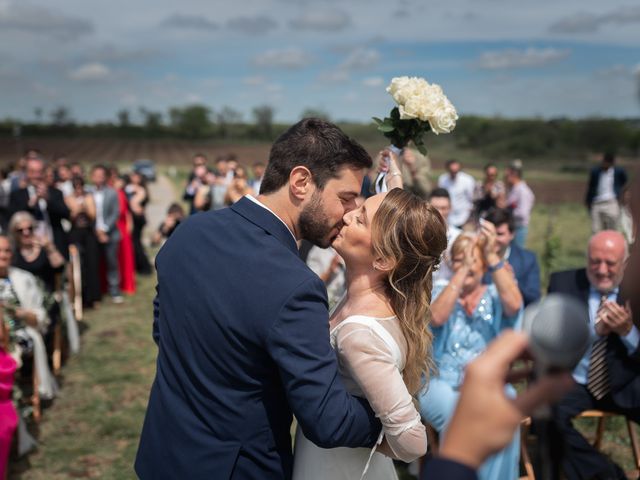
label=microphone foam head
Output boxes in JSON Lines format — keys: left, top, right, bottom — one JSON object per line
{"left": 522, "top": 293, "right": 590, "bottom": 371}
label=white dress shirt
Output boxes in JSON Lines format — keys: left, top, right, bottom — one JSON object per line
{"left": 437, "top": 171, "right": 475, "bottom": 227}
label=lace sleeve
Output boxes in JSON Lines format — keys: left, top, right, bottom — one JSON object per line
{"left": 335, "top": 323, "right": 427, "bottom": 462}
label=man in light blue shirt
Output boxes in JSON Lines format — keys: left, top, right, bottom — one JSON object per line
{"left": 548, "top": 231, "right": 639, "bottom": 480}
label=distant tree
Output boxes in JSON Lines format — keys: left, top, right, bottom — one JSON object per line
{"left": 139, "top": 107, "right": 163, "bottom": 134}
{"left": 215, "top": 106, "right": 243, "bottom": 138}
{"left": 33, "top": 107, "right": 43, "bottom": 124}
{"left": 300, "top": 108, "right": 330, "bottom": 121}
{"left": 252, "top": 105, "right": 275, "bottom": 138}
{"left": 117, "top": 109, "right": 131, "bottom": 127}
{"left": 168, "top": 104, "right": 212, "bottom": 138}
{"left": 50, "top": 106, "right": 73, "bottom": 126}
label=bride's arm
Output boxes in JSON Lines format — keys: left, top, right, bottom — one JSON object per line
{"left": 336, "top": 324, "right": 427, "bottom": 462}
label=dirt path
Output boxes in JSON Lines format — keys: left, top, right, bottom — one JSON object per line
{"left": 145, "top": 174, "right": 176, "bottom": 245}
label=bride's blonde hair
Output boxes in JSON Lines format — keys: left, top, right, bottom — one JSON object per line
{"left": 371, "top": 188, "right": 447, "bottom": 395}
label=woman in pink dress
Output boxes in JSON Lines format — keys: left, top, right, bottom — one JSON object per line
{"left": 0, "top": 320, "right": 18, "bottom": 479}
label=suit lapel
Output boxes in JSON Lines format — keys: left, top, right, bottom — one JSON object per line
{"left": 231, "top": 197, "right": 298, "bottom": 255}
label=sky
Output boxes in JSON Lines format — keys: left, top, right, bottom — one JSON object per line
{"left": 1, "top": 0, "right": 640, "bottom": 124}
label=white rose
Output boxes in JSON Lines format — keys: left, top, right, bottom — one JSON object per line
{"left": 428, "top": 97, "right": 458, "bottom": 134}
{"left": 387, "top": 77, "right": 412, "bottom": 105}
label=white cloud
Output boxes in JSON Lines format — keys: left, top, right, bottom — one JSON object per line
{"left": 252, "top": 48, "right": 312, "bottom": 69}
{"left": 362, "top": 76, "right": 384, "bottom": 87}
{"left": 475, "top": 47, "right": 571, "bottom": 70}
{"left": 68, "top": 62, "right": 112, "bottom": 81}
{"left": 243, "top": 75, "right": 267, "bottom": 86}
{"left": 549, "top": 6, "right": 640, "bottom": 34}
{"left": 341, "top": 48, "right": 380, "bottom": 70}
{"left": 0, "top": 2, "right": 93, "bottom": 41}
{"left": 161, "top": 13, "right": 218, "bottom": 31}
{"left": 227, "top": 15, "right": 277, "bottom": 35}
{"left": 289, "top": 10, "right": 350, "bottom": 31}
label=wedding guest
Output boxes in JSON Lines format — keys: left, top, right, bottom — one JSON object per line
{"left": 251, "top": 161, "right": 265, "bottom": 194}
{"left": 482, "top": 208, "right": 541, "bottom": 306}
{"left": 504, "top": 160, "right": 534, "bottom": 248}
{"left": 8, "top": 149, "right": 38, "bottom": 193}
{"left": 585, "top": 152, "right": 627, "bottom": 234}
{"left": 183, "top": 154, "right": 209, "bottom": 215}
{"left": 0, "top": 315, "right": 17, "bottom": 479}
{"left": 429, "top": 188, "right": 461, "bottom": 284}
{"left": 306, "top": 246, "right": 345, "bottom": 310}
{"left": 398, "top": 147, "right": 432, "bottom": 199}
{"left": 474, "top": 163, "right": 506, "bottom": 218}
{"left": 194, "top": 170, "right": 227, "bottom": 212}
{"left": 224, "top": 166, "right": 254, "bottom": 205}
{"left": 0, "top": 168, "right": 11, "bottom": 233}
{"left": 549, "top": 231, "right": 638, "bottom": 480}
{"left": 151, "top": 203, "right": 184, "bottom": 247}
{"left": 69, "top": 162, "right": 84, "bottom": 180}
{"left": 9, "top": 211, "right": 65, "bottom": 294}
{"left": 437, "top": 159, "right": 475, "bottom": 228}
{"left": 66, "top": 176, "right": 101, "bottom": 308}
{"left": 620, "top": 186, "right": 634, "bottom": 245}
{"left": 419, "top": 231, "right": 523, "bottom": 480}
{"left": 0, "top": 234, "right": 57, "bottom": 400}
{"left": 126, "top": 172, "right": 152, "bottom": 275}
{"left": 112, "top": 174, "right": 135, "bottom": 295}
{"left": 55, "top": 163, "right": 74, "bottom": 197}
{"left": 90, "top": 165, "right": 122, "bottom": 303}
{"left": 9, "top": 156, "right": 71, "bottom": 259}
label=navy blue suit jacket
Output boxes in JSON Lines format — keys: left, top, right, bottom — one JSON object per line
{"left": 135, "top": 197, "right": 380, "bottom": 479}
{"left": 421, "top": 458, "right": 477, "bottom": 480}
{"left": 548, "top": 269, "right": 640, "bottom": 410}
{"left": 482, "top": 243, "right": 540, "bottom": 307}
{"left": 585, "top": 166, "right": 627, "bottom": 209}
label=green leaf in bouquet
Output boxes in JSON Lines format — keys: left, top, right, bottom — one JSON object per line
{"left": 378, "top": 124, "right": 396, "bottom": 133}
{"left": 390, "top": 107, "right": 400, "bottom": 120}
{"left": 372, "top": 117, "right": 384, "bottom": 125}
{"left": 415, "top": 143, "right": 428, "bottom": 155}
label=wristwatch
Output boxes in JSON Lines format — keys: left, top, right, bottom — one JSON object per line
{"left": 487, "top": 259, "right": 504, "bottom": 273}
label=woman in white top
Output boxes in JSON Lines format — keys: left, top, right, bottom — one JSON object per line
{"left": 293, "top": 166, "right": 448, "bottom": 479}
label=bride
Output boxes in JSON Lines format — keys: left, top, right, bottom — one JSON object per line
{"left": 293, "top": 154, "right": 448, "bottom": 479}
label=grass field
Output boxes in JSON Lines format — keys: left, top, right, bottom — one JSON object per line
{"left": 6, "top": 162, "right": 639, "bottom": 479}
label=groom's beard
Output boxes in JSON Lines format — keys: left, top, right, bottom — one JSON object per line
{"left": 299, "top": 192, "right": 339, "bottom": 248}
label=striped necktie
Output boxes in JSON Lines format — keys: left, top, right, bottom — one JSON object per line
{"left": 587, "top": 295, "right": 610, "bottom": 400}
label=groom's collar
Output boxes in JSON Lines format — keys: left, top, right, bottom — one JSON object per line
{"left": 231, "top": 195, "right": 298, "bottom": 254}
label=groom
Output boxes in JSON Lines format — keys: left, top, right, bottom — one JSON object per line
{"left": 135, "top": 119, "right": 381, "bottom": 479}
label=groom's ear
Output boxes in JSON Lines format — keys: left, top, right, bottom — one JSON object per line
{"left": 289, "top": 166, "right": 313, "bottom": 201}
{"left": 373, "top": 256, "right": 395, "bottom": 273}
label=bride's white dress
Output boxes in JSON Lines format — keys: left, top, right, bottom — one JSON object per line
{"left": 293, "top": 315, "right": 426, "bottom": 480}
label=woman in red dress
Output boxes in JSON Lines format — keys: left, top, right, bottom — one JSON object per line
{"left": 112, "top": 174, "right": 136, "bottom": 294}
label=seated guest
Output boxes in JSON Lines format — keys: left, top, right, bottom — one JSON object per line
{"left": 482, "top": 208, "right": 541, "bottom": 306}
{"left": 8, "top": 155, "right": 71, "bottom": 260}
{"left": 429, "top": 188, "right": 461, "bottom": 284}
{"left": 9, "top": 211, "right": 65, "bottom": 294}
{"left": 0, "top": 234, "right": 57, "bottom": 399}
{"left": 549, "top": 230, "right": 639, "bottom": 480}
{"left": 418, "top": 231, "right": 523, "bottom": 480}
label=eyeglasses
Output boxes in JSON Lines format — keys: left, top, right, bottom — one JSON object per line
{"left": 16, "top": 226, "right": 33, "bottom": 235}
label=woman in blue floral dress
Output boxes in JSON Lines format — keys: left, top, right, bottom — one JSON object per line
{"left": 419, "top": 224, "right": 523, "bottom": 480}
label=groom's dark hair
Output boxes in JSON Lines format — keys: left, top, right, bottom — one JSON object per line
{"left": 259, "top": 118, "right": 372, "bottom": 195}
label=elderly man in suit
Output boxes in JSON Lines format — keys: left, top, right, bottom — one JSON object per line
{"left": 586, "top": 153, "right": 628, "bottom": 234}
{"left": 135, "top": 118, "right": 380, "bottom": 479}
{"left": 8, "top": 156, "right": 70, "bottom": 259}
{"left": 549, "top": 231, "right": 639, "bottom": 480}
{"left": 482, "top": 208, "right": 541, "bottom": 306}
{"left": 90, "top": 165, "right": 122, "bottom": 303}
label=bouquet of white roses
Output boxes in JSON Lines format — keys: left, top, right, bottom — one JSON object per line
{"left": 373, "top": 76, "right": 458, "bottom": 155}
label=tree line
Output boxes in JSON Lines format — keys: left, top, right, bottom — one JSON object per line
{"left": 1, "top": 104, "right": 639, "bottom": 161}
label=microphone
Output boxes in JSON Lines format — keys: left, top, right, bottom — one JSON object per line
{"left": 522, "top": 293, "right": 590, "bottom": 375}
{"left": 522, "top": 293, "right": 590, "bottom": 480}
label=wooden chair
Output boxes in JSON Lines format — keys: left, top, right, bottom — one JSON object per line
{"left": 576, "top": 410, "right": 640, "bottom": 475}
